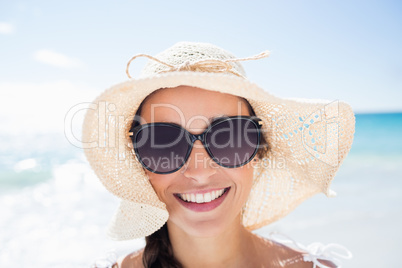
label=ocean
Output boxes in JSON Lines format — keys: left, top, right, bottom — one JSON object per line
{"left": 1, "top": 112, "right": 401, "bottom": 267}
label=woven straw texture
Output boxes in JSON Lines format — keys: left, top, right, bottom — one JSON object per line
{"left": 82, "top": 42, "right": 355, "bottom": 240}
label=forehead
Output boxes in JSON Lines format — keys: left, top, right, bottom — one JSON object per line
{"left": 140, "top": 86, "right": 251, "bottom": 128}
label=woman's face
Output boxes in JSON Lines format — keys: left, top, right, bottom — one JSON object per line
{"left": 140, "top": 86, "right": 256, "bottom": 237}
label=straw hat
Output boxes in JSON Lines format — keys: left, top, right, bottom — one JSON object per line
{"left": 82, "top": 42, "right": 355, "bottom": 240}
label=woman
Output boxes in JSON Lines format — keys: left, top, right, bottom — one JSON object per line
{"left": 83, "top": 42, "right": 355, "bottom": 267}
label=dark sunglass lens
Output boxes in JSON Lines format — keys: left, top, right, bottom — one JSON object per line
{"left": 206, "top": 118, "right": 259, "bottom": 167}
{"left": 134, "top": 125, "right": 189, "bottom": 173}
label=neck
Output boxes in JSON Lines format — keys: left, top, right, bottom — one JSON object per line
{"left": 167, "top": 215, "right": 256, "bottom": 267}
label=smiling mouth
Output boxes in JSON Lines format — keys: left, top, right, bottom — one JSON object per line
{"left": 174, "top": 187, "right": 230, "bottom": 204}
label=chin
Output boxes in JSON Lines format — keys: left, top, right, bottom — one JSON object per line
{"left": 188, "top": 220, "right": 228, "bottom": 237}
{"left": 168, "top": 212, "right": 237, "bottom": 238}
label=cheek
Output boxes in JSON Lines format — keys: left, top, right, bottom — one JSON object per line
{"left": 146, "top": 171, "right": 173, "bottom": 203}
{"left": 242, "top": 169, "right": 254, "bottom": 197}
{"left": 227, "top": 164, "right": 255, "bottom": 203}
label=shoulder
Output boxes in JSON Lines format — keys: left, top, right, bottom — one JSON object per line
{"left": 252, "top": 234, "right": 337, "bottom": 268}
{"left": 114, "top": 248, "right": 144, "bottom": 268}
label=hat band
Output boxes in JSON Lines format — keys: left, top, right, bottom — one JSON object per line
{"left": 125, "top": 50, "right": 270, "bottom": 79}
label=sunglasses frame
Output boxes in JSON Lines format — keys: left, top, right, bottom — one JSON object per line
{"left": 129, "top": 116, "right": 263, "bottom": 174}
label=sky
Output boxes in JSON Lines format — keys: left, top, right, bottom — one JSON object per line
{"left": 0, "top": 0, "right": 401, "bottom": 136}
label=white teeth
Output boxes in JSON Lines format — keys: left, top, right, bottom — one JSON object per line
{"left": 196, "top": 194, "right": 203, "bottom": 203}
{"left": 178, "top": 189, "right": 226, "bottom": 203}
{"left": 204, "top": 192, "right": 212, "bottom": 202}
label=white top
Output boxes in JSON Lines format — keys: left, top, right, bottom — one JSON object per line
{"left": 268, "top": 232, "right": 353, "bottom": 268}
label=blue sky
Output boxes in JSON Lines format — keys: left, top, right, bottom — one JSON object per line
{"left": 0, "top": 0, "right": 401, "bottom": 135}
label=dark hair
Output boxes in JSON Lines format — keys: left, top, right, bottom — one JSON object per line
{"left": 133, "top": 89, "right": 269, "bottom": 267}
{"left": 142, "top": 223, "right": 182, "bottom": 268}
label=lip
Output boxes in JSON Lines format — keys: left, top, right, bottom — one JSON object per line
{"left": 174, "top": 187, "right": 231, "bottom": 212}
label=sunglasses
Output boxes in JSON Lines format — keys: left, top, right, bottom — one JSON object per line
{"left": 129, "top": 116, "right": 263, "bottom": 174}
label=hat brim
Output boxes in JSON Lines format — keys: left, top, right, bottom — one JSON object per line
{"left": 107, "top": 200, "right": 169, "bottom": 240}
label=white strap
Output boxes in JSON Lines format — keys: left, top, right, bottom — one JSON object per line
{"left": 91, "top": 250, "right": 117, "bottom": 268}
{"left": 269, "top": 232, "right": 352, "bottom": 268}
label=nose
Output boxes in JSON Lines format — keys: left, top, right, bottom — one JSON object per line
{"left": 181, "top": 140, "right": 217, "bottom": 182}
